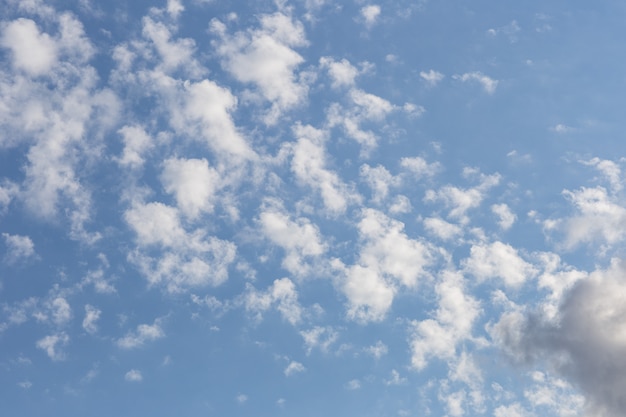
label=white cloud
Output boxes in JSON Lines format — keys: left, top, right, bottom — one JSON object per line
{"left": 487, "top": 20, "right": 521, "bottom": 42}
{"left": 140, "top": 15, "right": 203, "bottom": 76}
{"left": 125, "top": 202, "right": 186, "bottom": 247}
{"left": 441, "top": 389, "right": 466, "bottom": 417}
{"left": 420, "top": 69, "right": 444, "bottom": 86}
{"left": 327, "top": 88, "right": 397, "bottom": 155}
{"left": 491, "top": 203, "right": 516, "bottom": 230}
{"left": 284, "top": 361, "right": 306, "bottom": 376}
{"left": 463, "top": 241, "right": 537, "bottom": 288}
{"left": 82, "top": 304, "right": 101, "bottom": 334}
{"left": 550, "top": 123, "right": 575, "bottom": 134}
{"left": 161, "top": 157, "right": 221, "bottom": 219}
{"left": 258, "top": 200, "right": 326, "bottom": 276}
{"left": 125, "top": 369, "right": 143, "bottom": 382}
{"left": 409, "top": 270, "right": 481, "bottom": 370}
{"left": 244, "top": 278, "right": 303, "bottom": 325}
{"left": 178, "top": 79, "right": 255, "bottom": 159}
{"left": 236, "top": 394, "right": 248, "bottom": 404}
{"left": 400, "top": 156, "right": 441, "bottom": 179}
{"left": 125, "top": 200, "right": 237, "bottom": 291}
{"left": 423, "top": 217, "right": 463, "bottom": 241}
{"left": 337, "top": 209, "right": 433, "bottom": 322}
{"left": 384, "top": 369, "right": 407, "bottom": 386}
{"left": 558, "top": 186, "right": 626, "bottom": 249}
{"left": 0, "top": 13, "right": 119, "bottom": 243}
{"left": 117, "top": 319, "right": 165, "bottom": 349}
{"left": 581, "top": 157, "right": 623, "bottom": 192}
{"left": 117, "top": 125, "right": 153, "bottom": 169}
{"left": 36, "top": 332, "right": 69, "bottom": 361}
{"left": 0, "top": 181, "right": 18, "bottom": 214}
{"left": 320, "top": 57, "right": 360, "bottom": 89}
{"left": 360, "top": 5, "right": 381, "bottom": 28}
{"left": 364, "top": 340, "right": 388, "bottom": 359}
{"left": 1, "top": 18, "right": 57, "bottom": 76}
{"left": 424, "top": 171, "right": 500, "bottom": 224}
{"left": 290, "top": 124, "right": 360, "bottom": 215}
{"left": 2, "top": 233, "right": 35, "bottom": 264}
{"left": 300, "top": 326, "right": 338, "bottom": 354}
{"left": 493, "top": 403, "right": 532, "bottom": 417}
{"left": 453, "top": 72, "right": 499, "bottom": 94}
{"left": 166, "top": 0, "right": 184, "bottom": 18}
{"left": 211, "top": 11, "right": 309, "bottom": 124}
{"left": 389, "top": 195, "right": 412, "bottom": 214}
{"left": 339, "top": 263, "right": 395, "bottom": 323}
{"left": 50, "top": 297, "right": 72, "bottom": 326}
{"left": 360, "top": 163, "right": 400, "bottom": 203}
{"left": 346, "top": 379, "right": 361, "bottom": 390}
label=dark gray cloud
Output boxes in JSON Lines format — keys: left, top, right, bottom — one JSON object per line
{"left": 492, "top": 259, "right": 626, "bottom": 416}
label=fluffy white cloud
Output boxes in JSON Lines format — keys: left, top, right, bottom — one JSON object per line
{"left": 258, "top": 200, "right": 326, "bottom": 276}
{"left": 409, "top": 270, "right": 481, "bottom": 370}
{"left": 2, "top": 233, "right": 35, "bottom": 264}
{"left": 555, "top": 186, "right": 626, "bottom": 249}
{"left": 178, "top": 79, "right": 255, "bottom": 159}
{"left": 360, "top": 164, "right": 400, "bottom": 203}
{"left": 244, "top": 278, "right": 303, "bottom": 325}
{"left": 420, "top": 69, "right": 445, "bottom": 86}
{"left": 463, "top": 241, "right": 537, "bottom": 288}
{"left": 581, "top": 157, "right": 623, "bottom": 192}
{"left": 327, "top": 88, "right": 397, "bottom": 154}
{"left": 50, "top": 297, "right": 72, "bottom": 326}
{"left": 161, "top": 157, "right": 220, "bottom": 219}
{"left": 364, "top": 340, "right": 388, "bottom": 359}
{"left": 290, "top": 124, "right": 360, "bottom": 215}
{"left": 117, "top": 125, "right": 153, "bottom": 169}
{"left": 284, "top": 361, "right": 306, "bottom": 376}
{"left": 125, "top": 369, "right": 143, "bottom": 382}
{"left": 336, "top": 209, "right": 433, "bottom": 322}
{"left": 400, "top": 156, "right": 441, "bottom": 179}
{"left": 82, "top": 304, "right": 101, "bottom": 334}
{"left": 453, "top": 72, "right": 499, "bottom": 94}
{"left": 423, "top": 217, "right": 463, "bottom": 241}
{"left": 211, "top": 11, "right": 309, "bottom": 124}
{"left": 1, "top": 18, "right": 57, "bottom": 76}
{"left": 424, "top": 171, "right": 500, "bottom": 224}
{"left": 140, "top": 14, "right": 204, "bottom": 77}
{"left": 319, "top": 57, "right": 360, "bottom": 89}
{"left": 36, "top": 332, "right": 69, "bottom": 361}
{"left": 0, "top": 13, "right": 119, "bottom": 243}
{"left": 491, "top": 203, "right": 516, "bottom": 230}
{"left": 125, "top": 200, "right": 237, "bottom": 291}
{"left": 300, "top": 326, "right": 338, "bottom": 354}
{"left": 360, "top": 5, "right": 381, "bottom": 28}
{"left": 125, "top": 202, "right": 186, "bottom": 247}
{"left": 0, "top": 181, "right": 18, "bottom": 214}
{"left": 117, "top": 319, "right": 165, "bottom": 349}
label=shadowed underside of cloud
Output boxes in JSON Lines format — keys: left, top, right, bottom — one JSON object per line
{"left": 491, "top": 258, "right": 626, "bottom": 417}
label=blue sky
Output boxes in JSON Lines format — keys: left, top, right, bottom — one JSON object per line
{"left": 2, "top": 0, "right": 626, "bottom": 416}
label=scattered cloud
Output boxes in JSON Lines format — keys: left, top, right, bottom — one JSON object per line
{"left": 117, "top": 319, "right": 165, "bottom": 349}
{"left": 453, "top": 72, "right": 499, "bottom": 94}
{"left": 2, "top": 233, "right": 36, "bottom": 264}
{"left": 37, "top": 333, "right": 69, "bottom": 361}
{"left": 284, "top": 360, "right": 306, "bottom": 376}
{"left": 82, "top": 305, "right": 101, "bottom": 334}
{"left": 359, "top": 5, "right": 381, "bottom": 28}
{"left": 420, "top": 69, "right": 445, "bottom": 87}
{"left": 125, "top": 369, "right": 143, "bottom": 382}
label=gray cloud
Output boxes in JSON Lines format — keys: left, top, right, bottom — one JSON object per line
{"left": 491, "top": 259, "right": 626, "bottom": 416}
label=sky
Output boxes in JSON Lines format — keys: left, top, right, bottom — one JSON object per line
{"left": 1, "top": 0, "right": 626, "bottom": 416}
